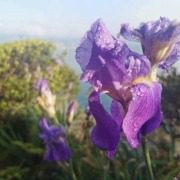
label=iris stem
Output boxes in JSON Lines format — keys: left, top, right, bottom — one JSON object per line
{"left": 103, "top": 160, "right": 110, "bottom": 180}
{"left": 142, "top": 138, "right": 154, "bottom": 180}
{"left": 53, "top": 116, "right": 59, "bottom": 125}
{"left": 169, "top": 127, "right": 176, "bottom": 160}
{"left": 70, "top": 159, "right": 77, "bottom": 180}
{"left": 170, "top": 133, "right": 175, "bottom": 160}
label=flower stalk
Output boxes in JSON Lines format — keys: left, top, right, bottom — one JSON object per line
{"left": 142, "top": 138, "right": 154, "bottom": 180}
{"left": 70, "top": 159, "right": 77, "bottom": 180}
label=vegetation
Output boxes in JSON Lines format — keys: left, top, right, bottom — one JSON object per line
{"left": 0, "top": 40, "right": 179, "bottom": 180}
{"left": 0, "top": 39, "right": 79, "bottom": 122}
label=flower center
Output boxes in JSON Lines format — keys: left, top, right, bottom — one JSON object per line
{"left": 132, "top": 65, "right": 158, "bottom": 85}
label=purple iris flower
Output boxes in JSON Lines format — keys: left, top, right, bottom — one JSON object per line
{"left": 120, "top": 17, "right": 180, "bottom": 70}
{"left": 75, "top": 18, "right": 180, "bottom": 156}
{"left": 39, "top": 118, "right": 71, "bottom": 162}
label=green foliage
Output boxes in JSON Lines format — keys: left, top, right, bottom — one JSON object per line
{"left": 0, "top": 40, "right": 179, "bottom": 179}
{"left": 0, "top": 39, "right": 79, "bottom": 121}
{"left": 159, "top": 68, "right": 180, "bottom": 160}
{"left": 0, "top": 100, "right": 179, "bottom": 180}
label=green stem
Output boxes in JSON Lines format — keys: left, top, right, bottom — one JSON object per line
{"left": 142, "top": 138, "right": 154, "bottom": 180}
{"left": 103, "top": 160, "right": 110, "bottom": 180}
{"left": 170, "top": 131, "right": 176, "bottom": 160}
{"left": 53, "top": 116, "right": 59, "bottom": 125}
{"left": 70, "top": 159, "right": 77, "bottom": 180}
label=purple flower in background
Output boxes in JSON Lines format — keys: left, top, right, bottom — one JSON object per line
{"left": 120, "top": 17, "right": 180, "bottom": 69}
{"left": 36, "top": 79, "right": 50, "bottom": 93}
{"left": 35, "top": 79, "right": 56, "bottom": 118}
{"left": 39, "top": 118, "right": 71, "bottom": 162}
{"left": 75, "top": 18, "right": 180, "bottom": 156}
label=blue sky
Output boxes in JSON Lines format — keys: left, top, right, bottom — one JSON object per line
{"left": 0, "top": 0, "right": 180, "bottom": 38}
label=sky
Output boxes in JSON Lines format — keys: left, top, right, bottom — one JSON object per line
{"left": 0, "top": 0, "right": 180, "bottom": 38}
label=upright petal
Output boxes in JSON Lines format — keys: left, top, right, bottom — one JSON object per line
{"left": 119, "top": 17, "right": 180, "bottom": 68}
{"left": 125, "top": 52, "right": 151, "bottom": 79}
{"left": 89, "top": 50, "right": 151, "bottom": 103}
{"left": 122, "top": 83, "right": 162, "bottom": 148}
{"left": 89, "top": 91, "right": 120, "bottom": 151}
{"left": 159, "top": 42, "right": 180, "bottom": 70}
{"left": 119, "top": 23, "right": 142, "bottom": 41}
{"left": 76, "top": 19, "right": 115, "bottom": 74}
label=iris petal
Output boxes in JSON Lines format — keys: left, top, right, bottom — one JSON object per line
{"left": 105, "top": 100, "right": 125, "bottom": 158}
{"left": 76, "top": 19, "right": 115, "bottom": 73}
{"left": 39, "top": 118, "right": 71, "bottom": 162}
{"left": 110, "top": 100, "right": 125, "bottom": 127}
{"left": 89, "top": 91, "right": 120, "bottom": 151}
{"left": 89, "top": 52, "right": 150, "bottom": 103}
{"left": 141, "top": 106, "right": 163, "bottom": 135}
{"left": 122, "top": 83, "right": 162, "bottom": 148}
{"left": 44, "top": 141, "right": 71, "bottom": 162}
{"left": 119, "top": 17, "right": 180, "bottom": 68}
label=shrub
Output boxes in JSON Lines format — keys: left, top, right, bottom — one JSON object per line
{"left": 0, "top": 39, "right": 79, "bottom": 122}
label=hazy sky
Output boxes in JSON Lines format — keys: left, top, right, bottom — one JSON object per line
{"left": 0, "top": 0, "right": 180, "bottom": 38}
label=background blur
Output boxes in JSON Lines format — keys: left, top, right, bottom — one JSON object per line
{"left": 0, "top": 0, "right": 179, "bottom": 180}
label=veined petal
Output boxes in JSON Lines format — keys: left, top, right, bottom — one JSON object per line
{"left": 76, "top": 19, "right": 115, "bottom": 73}
{"left": 141, "top": 106, "right": 163, "bottom": 135}
{"left": 89, "top": 91, "right": 120, "bottom": 151}
{"left": 76, "top": 19, "right": 132, "bottom": 85}
{"left": 122, "top": 83, "right": 162, "bottom": 148}
{"left": 89, "top": 51, "right": 151, "bottom": 103}
{"left": 119, "top": 17, "right": 180, "bottom": 68}
{"left": 159, "top": 42, "right": 180, "bottom": 70}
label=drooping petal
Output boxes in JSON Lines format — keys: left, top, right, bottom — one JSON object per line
{"left": 89, "top": 91, "right": 120, "bottom": 151}
{"left": 106, "top": 100, "right": 125, "bottom": 158}
{"left": 141, "top": 106, "right": 163, "bottom": 135}
{"left": 44, "top": 140, "right": 71, "bottom": 162}
{"left": 39, "top": 118, "right": 71, "bottom": 162}
{"left": 110, "top": 100, "right": 125, "bottom": 127}
{"left": 122, "top": 83, "right": 162, "bottom": 148}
